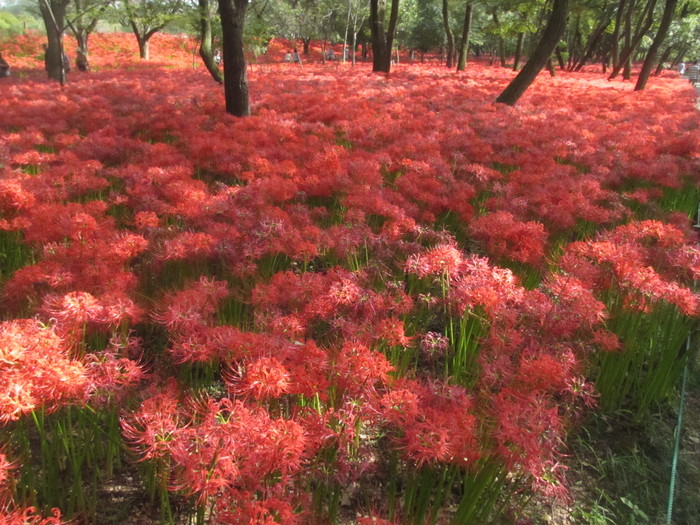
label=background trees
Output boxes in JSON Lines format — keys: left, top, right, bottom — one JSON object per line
{"left": 119, "top": 0, "right": 185, "bottom": 59}
{"left": 6, "top": 0, "right": 700, "bottom": 100}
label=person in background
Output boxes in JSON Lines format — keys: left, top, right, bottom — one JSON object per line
{"left": 678, "top": 61, "right": 686, "bottom": 75}
{"left": 326, "top": 47, "right": 335, "bottom": 61}
{"left": 0, "top": 53, "right": 10, "bottom": 77}
{"left": 213, "top": 49, "right": 222, "bottom": 65}
{"left": 292, "top": 48, "right": 300, "bottom": 63}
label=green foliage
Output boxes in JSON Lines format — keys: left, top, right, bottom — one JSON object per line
{"left": 404, "top": 0, "right": 443, "bottom": 53}
{"left": 0, "top": 10, "right": 42, "bottom": 34}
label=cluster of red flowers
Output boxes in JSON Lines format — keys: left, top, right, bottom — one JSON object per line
{"left": 1, "top": 31, "right": 699, "bottom": 523}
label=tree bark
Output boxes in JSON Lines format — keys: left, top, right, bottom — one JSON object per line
{"left": 39, "top": 0, "right": 70, "bottom": 84}
{"left": 608, "top": 0, "right": 657, "bottom": 79}
{"left": 572, "top": 9, "right": 613, "bottom": 71}
{"left": 610, "top": 0, "right": 627, "bottom": 68}
{"left": 635, "top": 0, "right": 678, "bottom": 90}
{"left": 513, "top": 32, "right": 524, "bottom": 71}
{"left": 136, "top": 35, "right": 150, "bottom": 60}
{"left": 218, "top": 0, "right": 250, "bottom": 116}
{"left": 456, "top": 2, "right": 472, "bottom": 71}
{"left": 555, "top": 45, "right": 566, "bottom": 68}
{"left": 496, "top": 0, "right": 569, "bottom": 105}
{"left": 442, "top": 0, "right": 454, "bottom": 68}
{"left": 653, "top": 44, "right": 673, "bottom": 75}
{"left": 370, "top": 0, "right": 400, "bottom": 73}
{"left": 622, "top": 0, "right": 634, "bottom": 79}
{"left": 199, "top": 0, "right": 223, "bottom": 83}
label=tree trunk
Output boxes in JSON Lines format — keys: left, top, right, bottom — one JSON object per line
{"left": 573, "top": 11, "right": 613, "bottom": 71}
{"left": 442, "top": 0, "right": 454, "bottom": 68}
{"left": 456, "top": 2, "right": 472, "bottom": 71}
{"left": 610, "top": 0, "right": 627, "bottom": 69}
{"left": 199, "top": 0, "right": 223, "bottom": 83}
{"left": 75, "top": 32, "right": 88, "bottom": 54}
{"left": 513, "top": 32, "right": 524, "bottom": 71}
{"left": 39, "top": 0, "right": 69, "bottom": 84}
{"left": 370, "top": 0, "right": 400, "bottom": 73}
{"left": 609, "top": 0, "right": 657, "bottom": 79}
{"left": 492, "top": 12, "right": 507, "bottom": 67}
{"left": 218, "top": 0, "right": 249, "bottom": 117}
{"left": 302, "top": 38, "right": 311, "bottom": 55}
{"left": 137, "top": 36, "right": 150, "bottom": 60}
{"left": 622, "top": 2, "right": 633, "bottom": 79}
{"left": 496, "top": 0, "right": 568, "bottom": 105}
{"left": 555, "top": 45, "right": 566, "bottom": 68}
{"left": 653, "top": 45, "right": 672, "bottom": 75}
{"left": 635, "top": 0, "right": 678, "bottom": 90}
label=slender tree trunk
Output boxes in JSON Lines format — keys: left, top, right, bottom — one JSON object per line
{"left": 622, "top": 2, "right": 633, "bottom": 79}
{"left": 653, "top": 44, "right": 673, "bottom": 75}
{"left": 343, "top": 3, "right": 351, "bottom": 63}
{"left": 496, "top": 0, "right": 569, "bottom": 105}
{"left": 609, "top": 0, "right": 657, "bottom": 79}
{"left": 456, "top": 2, "right": 472, "bottom": 71}
{"left": 573, "top": 12, "right": 613, "bottom": 71}
{"left": 352, "top": 31, "right": 358, "bottom": 65}
{"left": 199, "top": 0, "right": 223, "bottom": 83}
{"left": 670, "top": 44, "right": 688, "bottom": 69}
{"left": 635, "top": 0, "right": 678, "bottom": 90}
{"left": 218, "top": 0, "right": 249, "bottom": 116}
{"left": 513, "top": 32, "right": 524, "bottom": 71}
{"left": 442, "top": 0, "right": 454, "bottom": 68}
{"left": 555, "top": 45, "right": 566, "bottom": 68}
{"left": 610, "top": 0, "right": 627, "bottom": 69}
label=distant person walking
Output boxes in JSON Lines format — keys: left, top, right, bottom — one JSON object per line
{"left": 688, "top": 61, "right": 699, "bottom": 85}
{"left": 0, "top": 53, "right": 10, "bottom": 77}
{"left": 678, "top": 61, "right": 686, "bottom": 75}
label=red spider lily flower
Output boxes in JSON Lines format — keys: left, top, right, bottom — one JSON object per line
{"left": 405, "top": 243, "right": 463, "bottom": 278}
{"left": 84, "top": 350, "right": 147, "bottom": 406}
{"left": 0, "top": 320, "right": 88, "bottom": 424}
{"left": 237, "top": 357, "right": 292, "bottom": 400}
{"left": 333, "top": 344, "right": 394, "bottom": 397}
{"left": 120, "top": 382, "right": 184, "bottom": 462}
{"left": 0, "top": 450, "right": 17, "bottom": 510}
{"left": 214, "top": 494, "right": 301, "bottom": 525}
{"left": 153, "top": 277, "right": 229, "bottom": 332}
{"left": 470, "top": 211, "right": 548, "bottom": 265}
{"left": 376, "top": 317, "right": 412, "bottom": 347}
{"left": 381, "top": 380, "right": 479, "bottom": 469}
{"left": 492, "top": 388, "right": 563, "bottom": 481}
{"left": 560, "top": 220, "right": 700, "bottom": 315}
{"left": 0, "top": 506, "right": 66, "bottom": 525}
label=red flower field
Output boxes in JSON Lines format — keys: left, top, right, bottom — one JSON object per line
{"left": 0, "top": 32, "right": 698, "bottom": 524}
